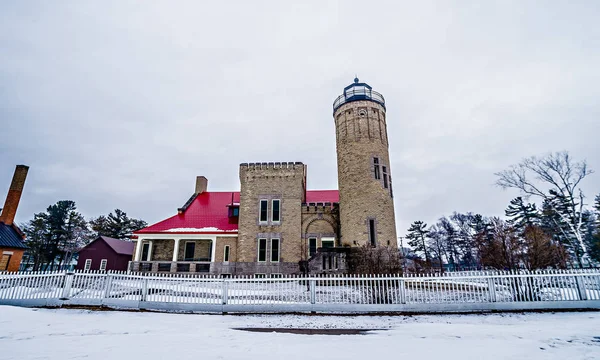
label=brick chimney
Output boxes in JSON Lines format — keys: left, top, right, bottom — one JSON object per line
{"left": 195, "top": 176, "right": 208, "bottom": 195}
{"left": 0, "top": 165, "right": 29, "bottom": 226}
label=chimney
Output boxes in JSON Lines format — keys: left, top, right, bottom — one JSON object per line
{"left": 0, "top": 165, "right": 29, "bottom": 226}
{"left": 195, "top": 176, "right": 208, "bottom": 195}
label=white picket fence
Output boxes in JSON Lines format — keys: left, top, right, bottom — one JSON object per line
{"left": 0, "top": 270, "right": 599, "bottom": 313}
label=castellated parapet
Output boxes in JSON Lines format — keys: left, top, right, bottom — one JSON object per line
{"left": 237, "top": 162, "right": 307, "bottom": 269}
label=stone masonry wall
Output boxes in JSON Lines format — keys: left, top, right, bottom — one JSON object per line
{"left": 334, "top": 100, "right": 398, "bottom": 248}
{"left": 214, "top": 236, "right": 238, "bottom": 262}
{"left": 238, "top": 162, "right": 306, "bottom": 265}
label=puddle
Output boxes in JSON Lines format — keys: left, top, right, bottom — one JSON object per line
{"left": 233, "top": 328, "right": 385, "bottom": 335}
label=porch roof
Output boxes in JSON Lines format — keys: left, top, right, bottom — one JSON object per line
{"left": 135, "top": 190, "right": 339, "bottom": 235}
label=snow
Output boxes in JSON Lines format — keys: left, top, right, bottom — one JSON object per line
{"left": 1, "top": 306, "right": 599, "bottom": 359}
{"left": 163, "top": 227, "right": 237, "bottom": 232}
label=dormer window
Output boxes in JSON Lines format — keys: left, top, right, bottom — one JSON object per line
{"left": 228, "top": 204, "right": 240, "bottom": 217}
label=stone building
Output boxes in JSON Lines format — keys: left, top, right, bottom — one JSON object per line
{"left": 131, "top": 79, "right": 397, "bottom": 275}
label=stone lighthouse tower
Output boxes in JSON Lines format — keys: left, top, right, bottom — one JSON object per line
{"left": 333, "top": 78, "right": 398, "bottom": 248}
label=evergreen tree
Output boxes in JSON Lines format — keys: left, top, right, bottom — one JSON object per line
{"left": 505, "top": 197, "right": 539, "bottom": 232}
{"left": 406, "top": 221, "right": 430, "bottom": 262}
{"left": 89, "top": 209, "right": 147, "bottom": 240}
{"left": 23, "top": 201, "right": 90, "bottom": 270}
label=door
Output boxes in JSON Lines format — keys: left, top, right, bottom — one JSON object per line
{"left": 184, "top": 242, "right": 196, "bottom": 261}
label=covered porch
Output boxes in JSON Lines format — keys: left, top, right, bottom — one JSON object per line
{"left": 130, "top": 237, "right": 216, "bottom": 273}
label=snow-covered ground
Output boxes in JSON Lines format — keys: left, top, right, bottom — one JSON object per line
{"left": 0, "top": 306, "right": 599, "bottom": 360}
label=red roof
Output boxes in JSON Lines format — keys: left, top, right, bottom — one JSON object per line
{"left": 135, "top": 190, "right": 338, "bottom": 235}
{"left": 101, "top": 236, "right": 135, "bottom": 255}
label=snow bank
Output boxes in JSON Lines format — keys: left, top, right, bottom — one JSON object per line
{"left": 0, "top": 306, "right": 598, "bottom": 360}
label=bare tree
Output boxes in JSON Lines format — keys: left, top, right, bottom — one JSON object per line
{"left": 495, "top": 151, "right": 594, "bottom": 266}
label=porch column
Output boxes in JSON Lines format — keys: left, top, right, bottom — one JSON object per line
{"left": 148, "top": 240, "right": 154, "bottom": 261}
{"left": 134, "top": 238, "right": 144, "bottom": 261}
{"left": 172, "top": 238, "right": 181, "bottom": 262}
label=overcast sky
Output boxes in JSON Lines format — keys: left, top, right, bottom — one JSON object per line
{"left": 1, "top": 1, "right": 599, "bottom": 236}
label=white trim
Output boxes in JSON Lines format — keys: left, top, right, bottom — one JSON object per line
{"left": 148, "top": 240, "right": 153, "bottom": 261}
{"left": 271, "top": 199, "right": 281, "bottom": 223}
{"left": 132, "top": 233, "right": 237, "bottom": 240}
{"left": 99, "top": 259, "right": 108, "bottom": 271}
{"left": 270, "top": 238, "right": 280, "bottom": 262}
{"left": 321, "top": 237, "right": 335, "bottom": 248}
{"left": 257, "top": 238, "right": 267, "bottom": 262}
{"left": 84, "top": 259, "right": 92, "bottom": 271}
{"left": 134, "top": 238, "right": 144, "bottom": 261}
{"left": 2, "top": 251, "right": 14, "bottom": 255}
{"left": 223, "top": 245, "right": 230, "bottom": 263}
{"left": 259, "top": 199, "right": 268, "bottom": 224}
{"left": 211, "top": 239, "right": 216, "bottom": 262}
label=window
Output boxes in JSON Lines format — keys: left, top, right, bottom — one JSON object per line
{"left": 99, "top": 259, "right": 108, "bottom": 271}
{"left": 271, "top": 199, "right": 281, "bottom": 222}
{"left": 141, "top": 243, "right": 150, "bottom": 261}
{"left": 230, "top": 207, "right": 239, "bottom": 217}
{"left": 259, "top": 200, "right": 268, "bottom": 223}
{"left": 369, "top": 219, "right": 377, "bottom": 247}
{"left": 373, "top": 157, "right": 381, "bottom": 180}
{"left": 271, "top": 238, "right": 280, "bottom": 262}
{"left": 382, "top": 166, "right": 388, "bottom": 188}
{"left": 224, "top": 245, "right": 230, "bottom": 262}
{"left": 258, "top": 238, "right": 267, "bottom": 262}
{"left": 0, "top": 254, "right": 11, "bottom": 271}
{"left": 389, "top": 175, "right": 393, "bottom": 198}
{"left": 84, "top": 259, "right": 92, "bottom": 271}
{"left": 308, "top": 238, "right": 317, "bottom": 257}
{"left": 321, "top": 238, "right": 335, "bottom": 248}
{"left": 184, "top": 242, "right": 196, "bottom": 261}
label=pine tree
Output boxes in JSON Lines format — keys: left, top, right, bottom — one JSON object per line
{"left": 505, "top": 197, "right": 539, "bottom": 232}
{"left": 89, "top": 209, "right": 147, "bottom": 240}
{"left": 406, "top": 221, "right": 430, "bottom": 262}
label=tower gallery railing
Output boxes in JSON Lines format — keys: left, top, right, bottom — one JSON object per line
{"left": 0, "top": 270, "right": 599, "bottom": 313}
{"left": 333, "top": 88, "right": 385, "bottom": 113}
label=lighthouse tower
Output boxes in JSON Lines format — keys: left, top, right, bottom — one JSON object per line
{"left": 333, "top": 78, "right": 398, "bottom": 248}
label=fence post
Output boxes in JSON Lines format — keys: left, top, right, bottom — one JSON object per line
{"left": 141, "top": 277, "right": 148, "bottom": 302}
{"left": 487, "top": 277, "right": 497, "bottom": 302}
{"left": 60, "top": 272, "right": 74, "bottom": 300}
{"left": 575, "top": 276, "right": 588, "bottom": 301}
{"left": 310, "top": 278, "right": 316, "bottom": 305}
{"left": 399, "top": 279, "right": 406, "bottom": 304}
{"left": 222, "top": 279, "right": 229, "bottom": 305}
{"left": 102, "top": 274, "right": 113, "bottom": 301}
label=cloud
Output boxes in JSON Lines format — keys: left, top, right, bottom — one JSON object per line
{"left": 1, "top": 0, "right": 598, "bottom": 237}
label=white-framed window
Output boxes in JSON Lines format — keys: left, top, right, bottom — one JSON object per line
{"left": 99, "top": 259, "right": 108, "bottom": 271}
{"left": 258, "top": 238, "right": 267, "bottom": 262}
{"left": 259, "top": 200, "right": 268, "bottom": 223}
{"left": 321, "top": 237, "right": 335, "bottom": 249}
{"left": 141, "top": 243, "right": 151, "bottom": 261}
{"left": 84, "top": 259, "right": 92, "bottom": 271}
{"left": 369, "top": 219, "right": 377, "bottom": 247}
{"left": 224, "top": 245, "right": 230, "bottom": 262}
{"left": 271, "top": 199, "right": 281, "bottom": 223}
{"left": 270, "top": 238, "right": 280, "bottom": 262}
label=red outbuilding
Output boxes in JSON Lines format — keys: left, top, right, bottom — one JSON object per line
{"left": 76, "top": 236, "right": 134, "bottom": 271}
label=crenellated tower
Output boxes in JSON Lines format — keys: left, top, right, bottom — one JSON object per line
{"left": 333, "top": 78, "right": 397, "bottom": 248}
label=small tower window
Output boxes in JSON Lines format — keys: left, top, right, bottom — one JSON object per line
{"left": 373, "top": 158, "right": 381, "bottom": 180}
{"left": 369, "top": 219, "right": 377, "bottom": 247}
{"left": 382, "top": 166, "right": 388, "bottom": 188}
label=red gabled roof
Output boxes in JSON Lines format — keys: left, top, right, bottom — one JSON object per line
{"left": 100, "top": 236, "right": 135, "bottom": 255}
{"left": 135, "top": 190, "right": 338, "bottom": 235}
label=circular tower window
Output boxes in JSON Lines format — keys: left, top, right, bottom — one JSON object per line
{"left": 358, "top": 109, "right": 367, "bottom": 117}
